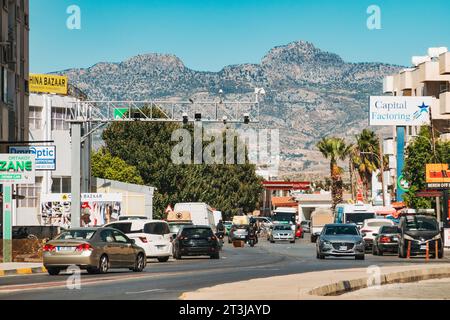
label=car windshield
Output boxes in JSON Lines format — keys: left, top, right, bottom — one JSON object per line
{"left": 325, "top": 226, "right": 359, "bottom": 236}
{"left": 380, "top": 226, "right": 399, "bottom": 234}
{"left": 274, "top": 225, "right": 292, "bottom": 231}
{"left": 56, "top": 230, "right": 96, "bottom": 240}
{"left": 182, "top": 228, "right": 214, "bottom": 238}
{"left": 367, "top": 221, "right": 392, "bottom": 227}
{"left": 404, "top": 216, "right": 438, "bottom": 231}
{"left": 346, "top": 213, "right": 375, "bottom": 224}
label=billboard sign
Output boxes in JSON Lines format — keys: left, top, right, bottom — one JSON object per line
{"left": 369, "top": 96, "right": 433, "bottom": 126}
{"left": 40, "top": 193, "right": 123, "bottom": 227}
{"left": 426, "top": 163, "right": 450, "bottom": 189}
{"left": 9, "top": 146, "right": 56, "bottom": 171}
{"left": 29, "top": 74, "right": 68, "bottom": 95}
{"left": 0, "top": 154, "right": 36, "bottom": 184}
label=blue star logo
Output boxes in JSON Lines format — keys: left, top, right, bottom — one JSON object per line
{"left": 413, "top": 102, "right": 429, "bottom": 120}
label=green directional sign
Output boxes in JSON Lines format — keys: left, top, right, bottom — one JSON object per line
{"left": 0, "top": 154, "right": 36, "bottom": 184}
{"left": 113, "top": 108, "right": 128, "bottom": 120}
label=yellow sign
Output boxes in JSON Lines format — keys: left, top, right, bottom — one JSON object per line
{"left": 29, "top": 74, "right": 68, "bottom": 95}
{"left": 426, "top": 164, "right": 450, "bottom": 183}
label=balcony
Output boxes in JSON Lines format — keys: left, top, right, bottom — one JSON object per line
{"left": 418, "top": 61, "right": 450, "bottom": 82}
{"left": 440, "top": 52, "right": 450, "bottom": 75}
{"left": 399, "top": 69, "right": 414, "bottom": 90}
{"left": 440, "top": 91, "right": 450, "bottom": 114}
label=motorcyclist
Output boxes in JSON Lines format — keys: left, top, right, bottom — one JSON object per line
{"left": 216, "top": 219, "right": 225, "bottom": 240}
{"left": 247, "top": 219, "right": 258, "bottom": 245}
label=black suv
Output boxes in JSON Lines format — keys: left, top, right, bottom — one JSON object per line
{"left": 172, "top": 225, "right": 220, "bottom": 259}
{"left": 398, "top": 214, "right": 443, "bottom": 259}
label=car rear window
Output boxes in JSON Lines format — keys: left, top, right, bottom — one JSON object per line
{"left": 380, "top": 226, "right": 399, "bottom": 234}
{"left": 182, "top": 228, "right": 213, "bottom": 238}
{"left": 56, "top": 230, "right": 96, "bottom": 240}
{"left": 144, "top": 222, "right": 170, "bottom": 235}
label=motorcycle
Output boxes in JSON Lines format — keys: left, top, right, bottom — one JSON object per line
{"left": 247, "top": 230, "right": 258, "bottom": 247}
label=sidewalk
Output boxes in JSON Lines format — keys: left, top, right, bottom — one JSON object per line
{"left": 181, "top": 263, "right": 450, "bottom": 300}
{"left": 0, "top": 263, "right": 46, "bottom": 277}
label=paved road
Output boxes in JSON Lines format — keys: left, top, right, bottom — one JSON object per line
{"left": 0, "top": 237, "right": 448, "bottom": 300}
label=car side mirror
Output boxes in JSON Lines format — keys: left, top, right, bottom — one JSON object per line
{"left": 171, "top": 234, "right": 177, "bottom": 240}
{"left": 361, "top": 233, "right": 366, "bottom": 238}
{"left": 372, "top": 233, "right": 378, "bottom": 237}
{"left": 130, "top": 239, "right": 136, "bottom": 244}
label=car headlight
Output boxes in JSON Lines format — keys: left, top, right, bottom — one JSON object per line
{"left": 404, "top": 234, "right": 416, "bottom": 241}
{"left": 322, "top": 240, "right": 332, "bottom": 246}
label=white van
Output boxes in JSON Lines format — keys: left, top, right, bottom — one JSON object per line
{"left": 104, "top": 219, "right": 172, "bottom": 262}
{"left": 174, "top": 203, "right": 215, "bottom": 230}
{"left": 334, "top": 203, "right": 376, "bottom": 227}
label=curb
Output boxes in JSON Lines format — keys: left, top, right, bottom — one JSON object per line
{"left": 308, "top": 266, "right": 450, "bottom": 297}
{"left": 0, "top": 266, "right": 47, "bottom": 277}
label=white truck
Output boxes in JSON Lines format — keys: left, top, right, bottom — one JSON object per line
{"left": 213, "top": 210, "right": 223, "bottom": 226}
{"left": 173, "top": 202, "right": 216, "bottom": 230}
{"left": 310, "top": 208, "right": 334, "bottom": 243}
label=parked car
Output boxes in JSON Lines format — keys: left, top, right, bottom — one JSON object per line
{"left": 172, "top": 225, "right": 220, "bottom": 259}
{"left": 360, "top": 218, "right": 395, "bottom": 250}
{"left": 104, "top": 220, "right": 172, "bottom": 262}
{"left": 300, "top": 220, "right": 311, "bottom": 233}
{"left": 228, "top": 225, "right": 248, "bottom": 243}
{"left": 316, "top": 224, "right": 365, "bottom": 260}
{"left": 253, "top": 216, "right": 273, "bottom": 228}
{"left": 398, "top": 214, "right": 443, "bottom": 259}
{"left": 372, "top": 225, "right": 400, "bottom": 255}
{"left": 269, "top": 224, "right": 295, "bottom": 243}
{"left": 43, "top": 227, "right": 146, "bottom": 275}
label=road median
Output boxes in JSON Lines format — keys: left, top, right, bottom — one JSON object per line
{"left": 181, "top": 263, "right": 450, "bottom": 300}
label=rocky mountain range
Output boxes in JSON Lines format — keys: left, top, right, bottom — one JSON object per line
{"left": 57, "top": 41, "right": 402, "bottom": 178}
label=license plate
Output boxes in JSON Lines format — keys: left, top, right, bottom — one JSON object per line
{"left": 393, "top": 237, "right": 398, "bottom": 241}
{"left": 157, "top": 246, "right": 166, "bottom": 251}
{"left": 339, "top": 246, "right": 347, "bottom": 251}
{"left": 57, "top": 246, "right": 75, "bottom": 252}
{"left": 420, "top": 245, "right": 427, "bottom": 250}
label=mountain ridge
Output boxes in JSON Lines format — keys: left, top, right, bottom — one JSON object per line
{"left": 56, "top": 40, "right": 402, "bottom": 177}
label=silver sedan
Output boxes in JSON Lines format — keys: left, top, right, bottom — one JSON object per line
{"left": 316, "top": 224, "right": 365, "bottom": 260}
{"left": 269, "top": 224, "right": 296, "bottom": 244}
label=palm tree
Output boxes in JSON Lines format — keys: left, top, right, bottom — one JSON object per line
{"left": 352, "top": 129, "right": 380, "bottom": 202}
{"left": 316, "top": 137, "right": 352, "bottom": 209}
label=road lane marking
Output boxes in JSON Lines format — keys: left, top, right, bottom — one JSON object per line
{"left": 125, "top": 289, "right": 164, "bottom": 295}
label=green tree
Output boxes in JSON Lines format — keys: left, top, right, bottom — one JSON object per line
{"left": 100, "top": 108, "right": 262, "bottom": 219}
{"left": 403, "top": 127, "right": 450, "bottom": 209}
{"left": 352, "top": 129, "right": 381, "bottom": 202}
{"left": 316, "top": 137, "right": 352, "bottom": 209}
{"left": 91, "top": 148, "right": 144, "bottom": 184}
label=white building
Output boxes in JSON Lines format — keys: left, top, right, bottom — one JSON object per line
{"left": 15, "top": 92, "right": 84, "bottom": 225}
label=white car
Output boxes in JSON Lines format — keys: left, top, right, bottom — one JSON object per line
{"left": 104, "top": 219, "right": 172, "bottom": 262}
{"left": 360, "top": 218, "right": 395, "bottom": 250}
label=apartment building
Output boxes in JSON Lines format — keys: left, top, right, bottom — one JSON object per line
{"left": 0, "top": 0, "right": 29, "bottom": 151}
{"left": 383, "top": 47, "right": 450, "bottom": 138}
{"left": 15, "top": 90, "right": 89, "bottom": 225}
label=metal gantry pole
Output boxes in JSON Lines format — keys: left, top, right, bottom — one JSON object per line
{"left": 70, "top": 121, "right": 82, "bottom": 228}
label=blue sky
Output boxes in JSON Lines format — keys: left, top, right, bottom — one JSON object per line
{"left": 31, "top": 0, "right": 450, "bottom": 73}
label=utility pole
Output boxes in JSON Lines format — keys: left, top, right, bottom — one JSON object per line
{"left": 378, "top": 136, "right": 386, "bottom": 207}
{"left": 70, "top": 120, "right": 82, "bottom": 228}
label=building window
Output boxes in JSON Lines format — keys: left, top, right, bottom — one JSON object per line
{"left": 51, "top": 107, "right": 70, "bottom": 130}
{"left": 52, "top": 177, "right": 71, "bottom": 193}
{"left": 29, "top": 106, "right": 42, "bottom": 130}
{"left": 17, "top": 177, "right": 42, "bottom": 208}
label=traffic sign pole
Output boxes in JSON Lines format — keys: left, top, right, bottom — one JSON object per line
{"left": 2, "top": 184, "right": 12, "bottom": 262}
